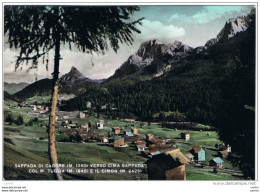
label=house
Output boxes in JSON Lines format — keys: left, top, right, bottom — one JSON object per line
{"left": 112, "top": 127, "right": 123, "bottom": 135}
{"left": 135, "top": 140, "right": 147, "bottom": 152}
{"left": 86, "top": 101, "right": 92, "bottom": 109}
{"left": 219, "top": 150, "right": 229, "bottom": 158}
{"left": 96, "top": 119, "right": 104, "bottom": 129}
{"left": 68, "top": 124, "right": 77, "bottom": 129}
{"left": 148, "top": 139, "right": 164, "bottom": 147}
{"left": 32, "top": 105, "right": 37, "bottom": 111}
{"left": 113, "top": 137, "right": 125, "bottom": 147}
{"left": 108, "top": 135, "right": 126, "bottom": 147}
{"left": 209, "top": 157, "right": 224, "bottom": 168}
{"left": 96, "top": 122, "right": 104, "bottom": 129}
{"left": 189, "top": 146, "right": 205, "bottom": 162}
{"left": 146, "top": 134, "right": 164, "bottom": 146}
{"left": 181, "top": 131, "right": 190, "bottom": 141}
{"left": 185, "top": 153, "right": 194, "bottom": 162}
{"left": 146, "top": 148, "right": 190, "bottom": 180}
{"left": 218, "top": 143, "right": 231, "bottom": 152}
{"left": 124, "top": 131, "right": 133, "bottom": 136}
{"left": 63, "top": 116, "right": 69, "bottom": 120}
{"left": 226, "top": 144, "right": 231, "bottom": 152}
{"left": 103, "top": 137, "right": 108, "bottom": 143}
{"left": 81, "top": 124, "right": 89, "bottom": 131}
{"left": 146, "top": 134, "right": 155, "bottom": 141}
{"left": 163, "top": 136, "right": 171, "bottom": 143}
{"left": 135, "top": 140, "right": 146, "bottom": 145}
{"left": 61, "top": 120, "right": 69, "bottom": 127}
{"left": 99, "top": 119, "right": 105, "bottom": 124}
{"left": 144, "top": 145, "right": 172, "bottom": 158}
{"left": 131, "top": 128, "right": 138, "bottom": 135}
{"left": 136, "top": 144, "right": 146, "bottom": 152}
{"left": 79, "top": 112, "right": 86, "bottom": 119}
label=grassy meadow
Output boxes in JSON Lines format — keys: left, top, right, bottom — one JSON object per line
{"left": 3, "top": 99, "right": 242, "bottom": 180}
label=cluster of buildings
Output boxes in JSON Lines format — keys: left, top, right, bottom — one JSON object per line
{"left": 140, "top": 131, "right": 232, "bottom": 180}
{"left": 106, "top": 127, "right": 139, "bottom": 147}
{"left": 131, "top": 133, "right": 190, "bottom": 180}
{"left": 19, "top": 102, "right": 49, "bottom": 113}
{"left": 60, "top": 118, "right": 142, "bottom": 148}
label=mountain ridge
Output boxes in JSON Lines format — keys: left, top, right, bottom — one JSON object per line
{"left": 4, "top": 82, "right": 29, "bottom": 94}
{"left": 108, "top": 11, "right": 253, "bottom": 80}
{"left": 13, "top": 67, "right": 104, "bottom": 101}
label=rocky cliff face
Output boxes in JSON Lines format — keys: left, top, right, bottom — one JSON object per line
{"left": 59, "top": 67, "right": 104, "bottom": 93}
{"left": 111, "top": 39, "right": 194, "bottom": 78}
{"left": 203, "top": 11, "right": 253, "bottom": 51}
{"left": 108, "top": 10, "right": 255, "bottom": 81}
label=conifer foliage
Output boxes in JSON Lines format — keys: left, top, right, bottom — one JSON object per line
{"left": 4, "top": 5, "right": 143, "bottom": 180}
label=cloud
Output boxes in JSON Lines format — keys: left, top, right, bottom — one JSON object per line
{"left": 169, "top": 13, "right": 180, "bottom": 21}
{"left": 138, "top": 19, "right": 186, "bottom": 41}
{"left": 169, "top": 6, "right": 248, "bottom": 24}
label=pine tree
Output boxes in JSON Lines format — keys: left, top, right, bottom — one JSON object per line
{"left": 4, "top": 5, "right": 143, "bottom": 180}
{"left": 16, "top": 115, "right": 24, "bottom": 125}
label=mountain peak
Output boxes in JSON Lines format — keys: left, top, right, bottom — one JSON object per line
{"left": 203, "top": 11, "right": 253, "bottom": 50}
{"left": 66, "top": 66, "right": 85, "bottom": 77}
{"left": 69, "top": 66, "right": 80, "bottom": 73}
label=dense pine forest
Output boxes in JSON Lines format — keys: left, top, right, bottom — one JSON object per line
{"left": 62, "top": 12, "right": 255, "bottom": 127}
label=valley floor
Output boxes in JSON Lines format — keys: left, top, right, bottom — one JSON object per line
{"left": 3, "top": 99, "right": 244, "bottom": 180}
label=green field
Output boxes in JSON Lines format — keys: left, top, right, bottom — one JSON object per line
{"left": 3, "top": 99, "right": 243, "bottom": 180}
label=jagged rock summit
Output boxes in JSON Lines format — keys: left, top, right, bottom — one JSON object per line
{"left": 204, "top": 12, "right": 253, "bottom": 50}
{"left": 111, "top": 39, "right": 194, "bottom": 79}
{"left": 60, "top": 66, "right": 90, "bottom": 86}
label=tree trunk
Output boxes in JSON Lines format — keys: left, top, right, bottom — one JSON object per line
{"left": 48, "top": 27, "right": 63, "bottom": 180}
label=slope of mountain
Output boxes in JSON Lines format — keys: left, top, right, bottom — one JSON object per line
{"left": 110, "top": 39, "right": 194, "bottom": 79}
{"left": 59, "top": 67, "right": 104, "bottom": 94}
{"left": 63, "top": 9, "right": 255, "bottom": 124}
{"left": 110, "top": 11, "right": 252, "bottom": 80}
{"left": 13, "top": 67, "right": 103, "bottom": 101}
{"left": 4, "top": 82, "right": 29, "bottom": 94}
{"left": 203, "top": 10, "right": 253, "bottom": 50}
{"left": 4, "top": 91, "right": 16, "bottom": 101}
{"left": 13, "top": 78, "right": 53, "bottom": 101}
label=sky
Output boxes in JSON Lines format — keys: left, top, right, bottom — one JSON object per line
{"left": 3, "top": 5, "right": 253, "bottom": 83}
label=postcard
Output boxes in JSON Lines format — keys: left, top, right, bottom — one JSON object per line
{"left": 2, "top": 2, "right": 258, "bottom": 192}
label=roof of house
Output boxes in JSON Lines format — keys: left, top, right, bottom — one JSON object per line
{"left": 190, "top": 146, "right": 203, "bottom": 153}
{"left": 165, "top": 149, "right": 190, "bottom": 164}
{"left": 185, "top": 153, "right": 194, "bottom": 159}
{"left": 182, "top": 131, "right": 189, "bottom": 135}
{"left": 148, "top": 138, "right": 163, "bottom": 144}
{"left": 113, "top": 127, "right": 121, "bottom": 130}
{"left": 125, "top": 131, "right": 132, "bottom": 134}
{"left": 212, "top": 157, "right": 224, "bottom": 164}
{"left": 150, "top": 151, "right": 164, "bottom": 156}
{"left": 109, "top": 135, "right": 122, "bottom": 140}
{"left": 135, "top": 140, "right": 146, "bottom": 145}
{"left": 219, "top": 150, "right": 228, "bottom": 156}
{"left": 149, "top": 145, "right": 171, "bottom": 153}
{"left": 137, "top": 144, "right": 146, "bottom": 148}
